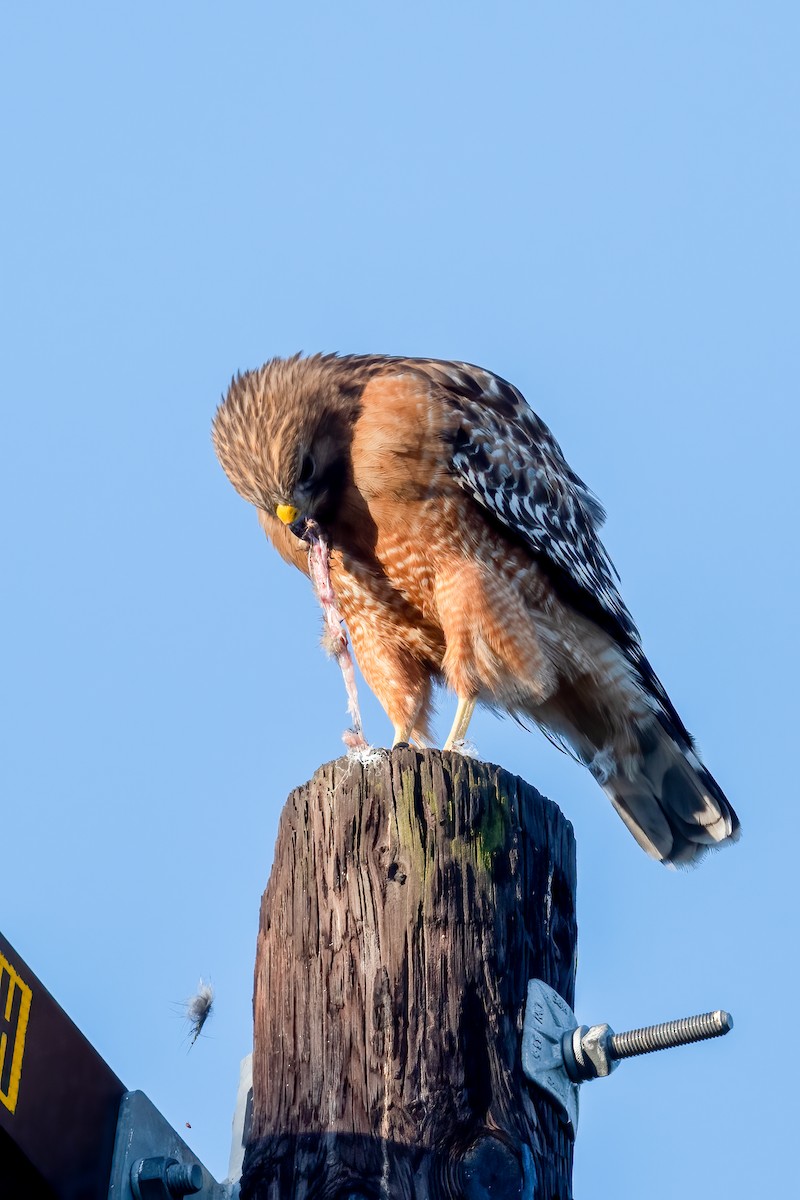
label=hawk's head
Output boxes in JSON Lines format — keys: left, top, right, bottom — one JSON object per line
{"left": 212, "top": 355, "right": 361, "bottom": 535}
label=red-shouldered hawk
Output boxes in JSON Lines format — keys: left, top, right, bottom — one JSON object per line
{"left": 212, "top": 354, "right": 739, "bottom": 866}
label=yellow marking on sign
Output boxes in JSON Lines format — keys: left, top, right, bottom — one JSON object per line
{"left": 0, "top": 952, "right": 32, "bottom": 1115}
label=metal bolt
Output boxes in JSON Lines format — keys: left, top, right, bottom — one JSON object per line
{"left": 165, "top": 1162, "right": 204, "bottom": 1197}
{"left": 131, "top": 1157, "right": 203, "bottom": 1200}
{"left": 523, "top": 981, "right": 735, "bottom": 1131}
{"left": 610, "top": 1009, "right": 732, "bottom": 1060}
{"left": 562, "top": 1009, "right": 733, "bottom": 1083}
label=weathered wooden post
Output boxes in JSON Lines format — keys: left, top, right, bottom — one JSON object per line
{"left": 241, "top": 748, "right": 577, "bottom": 1200}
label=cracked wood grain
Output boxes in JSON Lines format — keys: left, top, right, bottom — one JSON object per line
{"left": 242, "top": 748, "right": 577, "bottom": 1200}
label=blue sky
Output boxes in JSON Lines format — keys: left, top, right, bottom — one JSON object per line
{"left": 2, "top": 3, "right": 798, "bottom": 1194}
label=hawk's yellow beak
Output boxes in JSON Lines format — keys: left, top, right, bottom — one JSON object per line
{"left": 276, "top": 503, "right": 300, "bottom": 525}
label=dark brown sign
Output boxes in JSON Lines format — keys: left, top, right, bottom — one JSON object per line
{"left": 0, "top": 932, "right": 125, "bottom": 1199}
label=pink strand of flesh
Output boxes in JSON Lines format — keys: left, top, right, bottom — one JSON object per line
{"left": 305, "top": 520, "right": 368, "bottom": 749}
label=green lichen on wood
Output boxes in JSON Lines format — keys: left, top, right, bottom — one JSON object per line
{"left": 391, "top": 758, "right": 432, "bottom": 882}
{"left": 474, "top": 791, "right": 511, "bottom": 870}
{"left": 399, "top": 767, "right": 418, "bottom": 820}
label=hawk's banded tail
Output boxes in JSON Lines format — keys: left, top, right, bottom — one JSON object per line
{"left": 592, "top": 718, "right": 740, "bottom": 867}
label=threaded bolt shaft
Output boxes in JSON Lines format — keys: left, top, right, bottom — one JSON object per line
{"left": 610, "top": 1009, "right": 733, "bottom": 1061}
{"left": 165, "top": 1162, "right": 204, "bottom": 1197}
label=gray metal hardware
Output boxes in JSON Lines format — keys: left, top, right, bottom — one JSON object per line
{"left": 226, "top": 1054, "right": 253, "bottom": 1190}
{"left": 520, "top": 978, "right": 581, "bottom": 1129}
{"left": 108, "top": 1090, "right": 228, "bottom": 1200}
{"left": 522, "top": 980, "right": 733, "bottom": 1131}
{"left": 130, "top": 1156, "right": 204, "bottom": 1199}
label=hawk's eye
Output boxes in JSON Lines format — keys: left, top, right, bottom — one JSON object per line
{"left": 298, "top": 453, "right": 315, "bottom": 485}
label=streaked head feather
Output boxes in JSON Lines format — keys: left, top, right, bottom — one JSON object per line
{"left": 212, "top": 353, "right": 366, "bottom": 512}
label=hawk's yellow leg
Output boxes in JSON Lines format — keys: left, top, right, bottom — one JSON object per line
{"left": 442, "top": 697, "right": 476, "bottom": 751}
{"left": 391, "top": 695, "right": 431, "bottom": 748}
{"left": 391, "top": 725, "right": 431, "bottom": 748}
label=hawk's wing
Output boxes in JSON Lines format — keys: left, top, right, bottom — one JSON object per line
{"left": 406, "top": 358, "right": 640, "bottom": 650}
{"left": 400, "top": 357, "right": 698, "bottom": 742}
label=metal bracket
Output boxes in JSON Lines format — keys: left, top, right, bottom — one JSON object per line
{"left": 521, "top": 980, "right": 580, "bottom": 1130}
{"left": 226, "top": 1054, "right": 253, "bottom": 1189}
{"left": 522, "top": 979, "right": 733, "bottom": 1133}
{"left": 107, "top": 1091, "right": 229, "bottom": 1200}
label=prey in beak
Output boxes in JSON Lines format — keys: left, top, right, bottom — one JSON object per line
{"left": 275, "top": 503, "right": 312, "bottom": 541}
